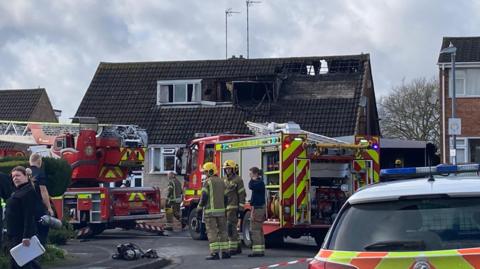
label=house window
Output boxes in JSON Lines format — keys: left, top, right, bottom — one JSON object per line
{"left": 449, "top": 69, "right": 480, "bottom": 97}
{"left": 450, "top": 137, "right": 466, "bottom": 164}
{"left": 157, "top": 80, "right": 202, "bottom": 104}
{"left": 149, "top": 145, "right": 182, "bottom": 173}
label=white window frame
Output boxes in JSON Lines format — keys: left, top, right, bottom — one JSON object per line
{"left": 148, "top": 144, "right": 184, "bottom": 174}
{"left": 450, "top": 137, "right": 467, "bottom": 164}
{"left": 157, "top": 79, "right": 202, "bottom": 105}
{"left": 449, "top": 69, "right": 466, "bottom": 97}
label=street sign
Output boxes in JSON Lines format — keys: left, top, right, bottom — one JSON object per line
{"left": 449, "top": 118, "right": 462, "bottom": 135}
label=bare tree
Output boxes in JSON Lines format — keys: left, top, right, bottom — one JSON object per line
{"left": 379, "top": 77, "right": 440, "bottom": 147}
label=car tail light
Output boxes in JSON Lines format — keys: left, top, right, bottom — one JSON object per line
{"left": 308, "top": 258, "right": 358, "bottom": 269}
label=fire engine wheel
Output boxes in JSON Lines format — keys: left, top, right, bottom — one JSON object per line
{"left": 242, "top": 211, "right": 252, "bottom": 248}
{"left": 265, "top": 233, "right": 284, "bottom": 249}
{"left": 188, "top": 208, "right": 207, "bottom": 240}
{"left": 89, "top": 224, "right": 106, "bottom": 236}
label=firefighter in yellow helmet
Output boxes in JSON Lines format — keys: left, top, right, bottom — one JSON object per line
{"left": 223, "top": 160, "right": 246, "bottom": 255}
{"left": 395, "top": 159, "right": 403, "bottom": 168}
{"left": 197, "top": 162, "right": 230, "bottom": 260}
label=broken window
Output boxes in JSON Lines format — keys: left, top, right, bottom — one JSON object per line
{"left": 157, "top": 80, "right": 202, "bottom": 104}
{"left": 319, "top": 59, "right": 329, "bottom": 74}
{"left": 232, "top": 81, "right": 273, "bottom": 105}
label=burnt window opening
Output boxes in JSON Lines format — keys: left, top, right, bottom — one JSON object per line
{"left": 232, "top": 81, "right": 273, "bottom": 106}
{"left": 319, "top": 59, "right": 329, "bottom": 74}
{"left": 328, "top": 59, "right": 361, "bottom": 73}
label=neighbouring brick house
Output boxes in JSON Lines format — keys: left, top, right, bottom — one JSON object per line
{"left": 438, "top": 37, "right": 480, "bottom": 164}
{"left": 0, "top": 88, "right": 58, "bottom": 152}
{"left": 76, "top": 54, "right": 380, "bottom": 192}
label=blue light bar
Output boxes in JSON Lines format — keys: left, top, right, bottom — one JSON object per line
{"left": 380, "top": 164, "right": 480, "bottom": 179}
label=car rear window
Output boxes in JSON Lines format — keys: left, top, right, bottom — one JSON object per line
{"left": 327, "top": 197, "right": 480, "bottom": 251}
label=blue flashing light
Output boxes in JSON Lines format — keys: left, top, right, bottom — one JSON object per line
{"left": 436, "top": 164, "right": 458, "bottom": 173}
{"left": 381, "top": 167, "right": 416, "bottom": 175}
{"left": 371, "top": 143, "right": 379, "bottom": 150}
{"left": 380, "top": 164, "right": 480, "bottom": 179}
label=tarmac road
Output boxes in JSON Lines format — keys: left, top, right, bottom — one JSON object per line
{"left": 49, "top": 229, "right": 319, "bottom": 269}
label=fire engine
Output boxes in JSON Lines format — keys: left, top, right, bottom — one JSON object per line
{"left": 0, "top": 118, "right": 162, "bottom": 235}
{"left": 177, "top": 122, "right": 379, "bottom": 246}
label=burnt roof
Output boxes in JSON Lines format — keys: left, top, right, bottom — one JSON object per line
{"left": 76, "top": 55, "right": 376, "bottom": 144}
{"left": 438, "top": 37, "right": 480, "bottom": 63}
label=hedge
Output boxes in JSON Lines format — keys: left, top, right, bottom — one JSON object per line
{"left": 0, "top": 157, "right": 71, "bottom": 196}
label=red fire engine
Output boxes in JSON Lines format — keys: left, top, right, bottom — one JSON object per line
{"left": 0, "top": 118, "right": 161, "bottom": 235}
{"left": 178, "top": 122, "right": 379, "bottom": 246}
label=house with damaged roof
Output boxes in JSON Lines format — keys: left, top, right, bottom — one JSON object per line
{"left": 75, "top": 54, "right": 380, "bottom": 188}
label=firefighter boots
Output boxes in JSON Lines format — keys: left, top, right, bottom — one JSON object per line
{"left": 205, "top": 253, "right": 220, "bottom": 260}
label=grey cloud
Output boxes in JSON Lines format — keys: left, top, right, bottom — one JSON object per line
{"left": 0, "top": 0, "right": 479, "bottom": 119}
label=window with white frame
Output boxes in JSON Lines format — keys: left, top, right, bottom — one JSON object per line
{"left": 149, "top": 146, "right": 180, "bottom": 173}
{"left": 450, "top": 137, "right": 466, "bottom": 164}
{"left": 157, "top": 80, "right": 202, "bottom": 104}
{"left": 449, "top": 69, "right": 480, "bottom": 97}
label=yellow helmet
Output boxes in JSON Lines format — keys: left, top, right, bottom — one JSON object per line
{"left": 223, "top": 160, "right": 237, "bottom": 169}
{"left": 395, "top": 159, "right": 402, "bottom": 165}
{"left": 202, "top": 162, "right": 218, "bottom": 176}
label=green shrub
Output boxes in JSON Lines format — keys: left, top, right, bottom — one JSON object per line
{"left": 0, "top": 254, "right": 8, "bottom": 269}
{"left": 0, "top": 159, "right": 29, "bottom": 174}
{"left": 40, "top": 245, "right": 66, "bottom": 264}
{"left": 43, "top": 158, "right": 72, "bottom": 196}
{"left": 48, "top": 222, "right": 75, "bottom": 245}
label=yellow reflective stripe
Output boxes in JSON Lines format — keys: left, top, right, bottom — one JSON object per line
{"left": 226, "top": 205, "right": 238, "bottom": 210}
{"left": 128, "top": 192, "right": 146, "bottom": 201}
{"left": 77, "top": 194, "right": 91, "bottom": 199}
{"left": 205, "top": 208, "right": 225, "bottom": 213}
{"left": 238, "top": 187, "right": 245, "bottom": 193}
{"left": 326, "top": 251, "right": 357, "bottom": 265}
{"left": 100, "top": 193, "right": 105, "bottom": 199}
{"left": 184, "top": 189, "right": 194, "bottom": 195}
{"left": 51, "top": 196, "right": 63, "bottom": 200}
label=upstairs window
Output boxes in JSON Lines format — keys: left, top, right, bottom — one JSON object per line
{"left": 157, "top": 80, "right": 202, "bottom": 104}
{"left": 449, "top": 69, "right": 480, "bottom": 97}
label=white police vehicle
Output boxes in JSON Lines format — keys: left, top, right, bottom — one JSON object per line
{"left": 308, "top": 164, "right": 480, "bottom": 269}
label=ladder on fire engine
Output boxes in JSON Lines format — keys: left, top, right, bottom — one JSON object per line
{"left": 0, "top": 120, "right": 148, "bottom": 146}
{"left": 245, "top": 121, "right": 349, "bottom": 145}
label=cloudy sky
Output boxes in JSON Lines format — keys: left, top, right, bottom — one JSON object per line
{"left": 0, "top": 0, "right": 478, "bottom": 120}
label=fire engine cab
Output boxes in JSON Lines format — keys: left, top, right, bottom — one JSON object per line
{"left": 177, "top": 122, "right": 379, "bottom": 246}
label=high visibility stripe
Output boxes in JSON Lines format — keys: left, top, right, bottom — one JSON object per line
{"left": 238, "top": 187, "right": 245, "bottom": 193}
{"left": 77, "top": 194, "right": 91, "bottom": 199}
{"left": 226, "top": 205, "right": 238, "bottom": 210}
{"left": 205, "top": 208, "right": 226, "bottom": 213}
{"left": 318, "top": 249, "right": 480, "bottom": 269}
{"left": 184, "top": 189, "right": 196, "bottom": 196}
{"left": 128, "top": 192, "right": 146, "bottom": 201}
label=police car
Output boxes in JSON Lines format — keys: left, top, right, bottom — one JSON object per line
{"left": 308, "top": 164, "right": 480, "bottom": 269}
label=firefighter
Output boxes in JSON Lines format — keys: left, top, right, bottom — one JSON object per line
{"left": 248, "top": 166, "right": 265, "bottom": 257}
{"left": 197, "top": 162, "right": 230, "bottom": 260}
{"left": 395, "top": 159, "right": 403, "bottom": 168}
{"left": 223, "top": 160, "right": 246, "bottom": 255}
{"left": 165, "top": 171, "right": 182, "bottom": 231}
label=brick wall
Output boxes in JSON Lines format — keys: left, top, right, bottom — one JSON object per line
{"left": 440, "top": 67, "right": 480, "bottom": 162}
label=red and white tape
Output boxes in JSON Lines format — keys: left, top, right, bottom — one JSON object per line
{"left": 136, "top": 223, "right": 164, "bottom": 233}
{"left": 76, "top": 226, "right": 92, "bottom": 238}
{"left": 251, "top": 258, "right": 313, "bottom": 269}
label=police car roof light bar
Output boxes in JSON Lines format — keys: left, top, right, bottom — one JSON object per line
{"left": 380, "top": 164, "right": 480, "bottom": 178}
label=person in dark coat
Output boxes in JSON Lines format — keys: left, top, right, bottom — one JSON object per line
{"left": 6, "top": 166, "right": 41, "bottom": 269}
{"left": 0, "top": 172, "right": 13, "bottom": 250}
{"left": 29, "top": 154, "right": 53, "bottom": 246}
